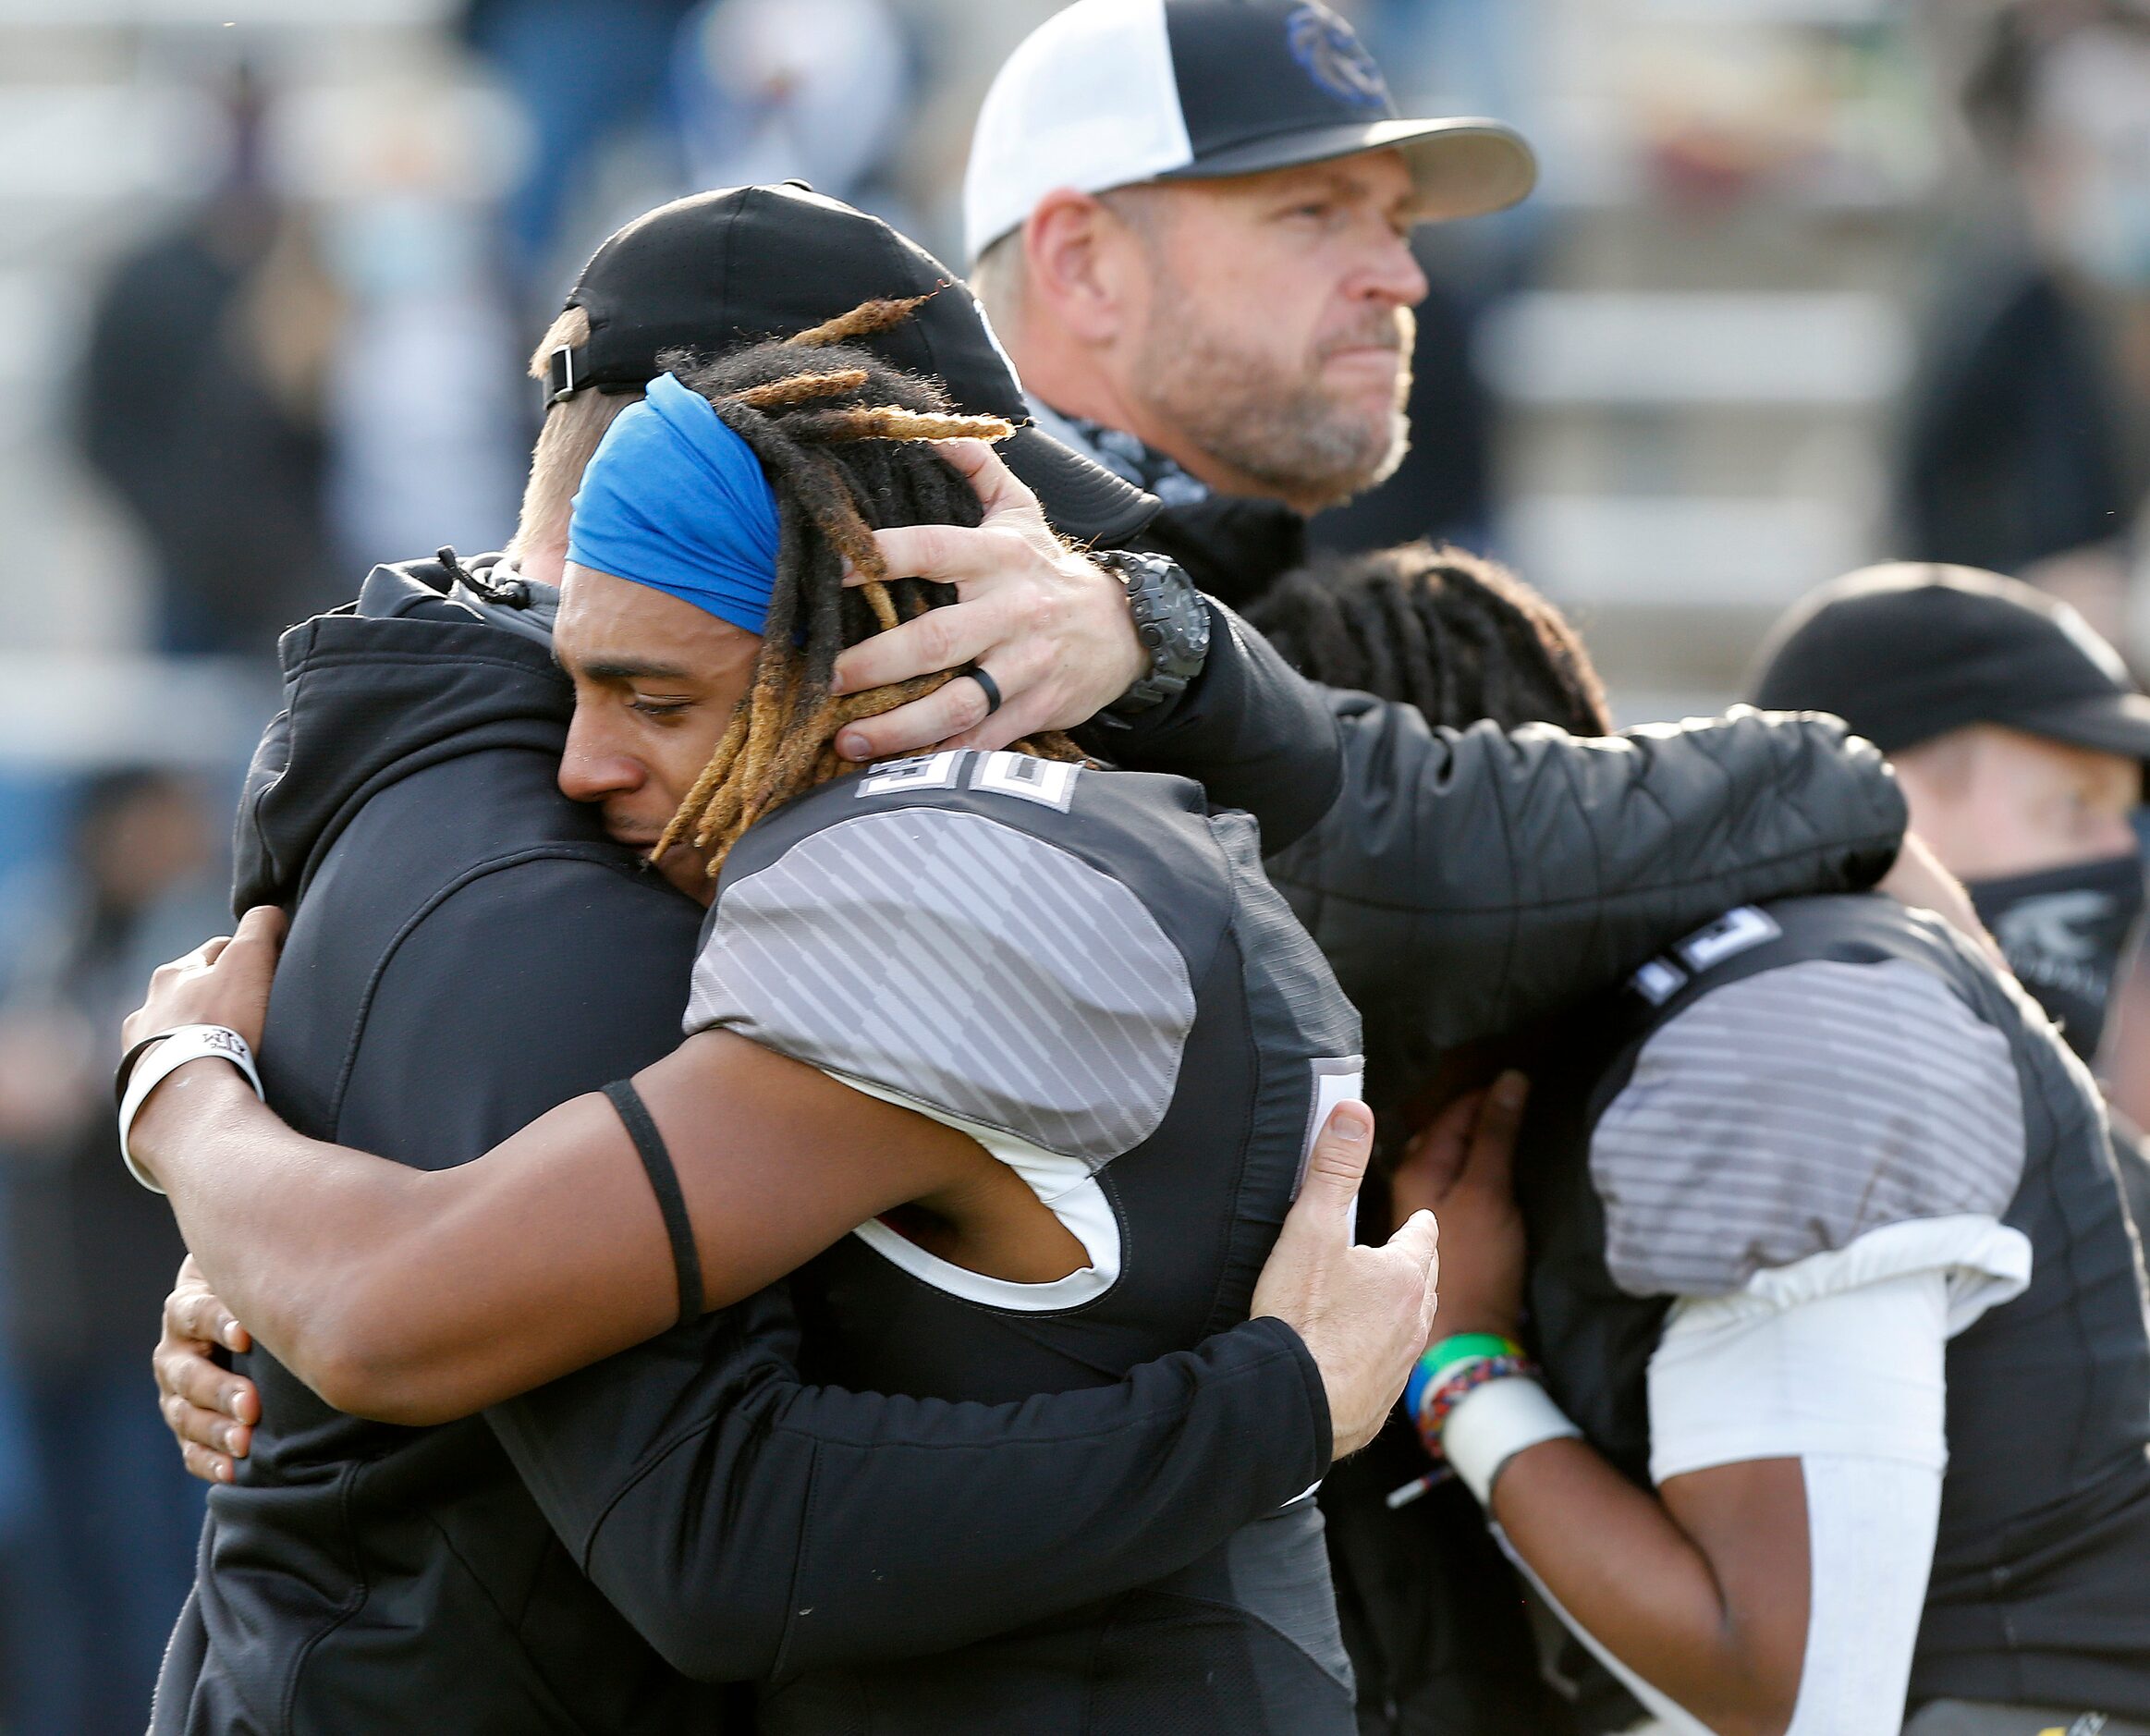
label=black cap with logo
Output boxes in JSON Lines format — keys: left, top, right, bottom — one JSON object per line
{"left": 545, "top": 183, "right": 1160, "bottom": 546}
{"left": 1750, "top": 563, "right": 2150, "bottom": 764}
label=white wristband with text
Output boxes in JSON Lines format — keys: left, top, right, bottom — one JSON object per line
{"left": 1442, "top": 1373, "right": 1583, "bottom": 1505}
{"left": 117, "top": 1025, "right": 265, "bottom": 1194}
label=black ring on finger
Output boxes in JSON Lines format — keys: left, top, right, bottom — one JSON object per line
{"left": 963, "top": 665, "right": 1004, "bottom": 717}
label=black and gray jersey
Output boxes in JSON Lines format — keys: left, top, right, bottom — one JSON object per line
{"left": 1519, "top": 892, "right": 2150, "bottom": 1719}
{"left": 682, "top": 748, "right": 1362, "bottom": 1734}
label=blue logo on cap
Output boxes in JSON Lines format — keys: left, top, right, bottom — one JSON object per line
{"left": 1286, "top": 5, "right": 1389, "bottom": 112}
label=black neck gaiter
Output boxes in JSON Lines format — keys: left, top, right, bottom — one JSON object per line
{"left": 1969, "top": 850, "right": 2148, "bottom": 1061}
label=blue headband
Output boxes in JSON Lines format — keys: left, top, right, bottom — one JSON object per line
{"left": 567, "top": 372, "right": 781, "bottom": 637}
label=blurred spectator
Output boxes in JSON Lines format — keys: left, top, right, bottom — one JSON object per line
{"left": 669, "top": 0, "right": 913, "bottom": 216}
{"left": 0, "top": 1271, "right": 35, "bottom": 1736}
{"left": 0, "top": 769, "right": 226, "bottom": 1736}
{"left": 79, "top": 66, "right": 342, "bottom": 659}
{"left": 460, "top": 0, "right": 700, "bottom": 287}
{"left": 318, "top": 92, "right": 524, "bottom": 569}
{"left": 1896, "top": 1, "right": 2150, "bottom": 610}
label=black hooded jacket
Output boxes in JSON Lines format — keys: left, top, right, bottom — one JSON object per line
{"left": 152, "top": 557, "right": 1336, "bottom": 1735}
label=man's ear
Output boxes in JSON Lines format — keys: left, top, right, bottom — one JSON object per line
{"left": 1023, "top": 189, "right": 1141, "bottom": 347}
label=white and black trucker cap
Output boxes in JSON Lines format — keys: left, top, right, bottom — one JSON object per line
{"left": 963, "top": 0, "right": 1537, "bottom": 263}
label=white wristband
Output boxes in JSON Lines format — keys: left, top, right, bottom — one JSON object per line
{"left": 117, "top": 1025, "right": 265, "bottom": 1194}
{"left": 1442, "top": 1374, "right": 1583, "bottom": 1505}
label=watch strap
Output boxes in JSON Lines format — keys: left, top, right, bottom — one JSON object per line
{"left": 1100, "top": 549, "right": 1209, "bottom": 716}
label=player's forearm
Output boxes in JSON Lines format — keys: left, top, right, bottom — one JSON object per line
{"left": 133, "top": 1061, "right": 456, "bottom": 1415}
{"left": 141, "top": 1022, "right": 1004, "bottom": 1426}
{"left": 1490, "top": 1439, "right": 1802, "bottom": 1736}
{"left": 136, "top": 1065, "right": 676, "bottom": 1424}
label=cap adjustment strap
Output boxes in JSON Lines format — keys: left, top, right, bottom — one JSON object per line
{"left": 547, "top": 344, "right": 582, "bottom": 406}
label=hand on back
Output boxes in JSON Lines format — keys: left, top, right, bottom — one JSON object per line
{"left": 155, "top": 1255, "right": 257, "bottom": 1485}
{"left": 125, "top": 905, "right": 288, "bottom": 1057}
{"left": 1252, "top": 1102, "right": 1440, "bottom": 1457}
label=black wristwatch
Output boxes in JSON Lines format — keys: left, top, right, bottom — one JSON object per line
{"left": 1097, "top": 549, "right": 1211, "bottom": 717}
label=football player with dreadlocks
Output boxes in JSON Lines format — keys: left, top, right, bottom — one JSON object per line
{"left": 118, "top": 314, "right": 1423, "bottom": 1733}
{"left": 1253, "top": 545, "right": 2150, "bottom": 1736}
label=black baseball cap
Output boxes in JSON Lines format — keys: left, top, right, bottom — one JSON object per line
{"left": 546, "top": 183, "right": 1160, "bottom": 545}
{"left": 1750, "top": 563, "right": 2150, "bottom": 764}
{"left": 964, "top": 0, "right": 1537, "bottom": 261}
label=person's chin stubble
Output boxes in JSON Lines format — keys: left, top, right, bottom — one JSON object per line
{"left": 1139, "top": 301, "right": 1414, "bottom": 509}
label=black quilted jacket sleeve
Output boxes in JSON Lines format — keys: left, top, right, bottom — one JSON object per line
{"left": 1264, "top": 695, "right": 1908, "bottom": 1060}
{"left": 1075, "top": 598, "right": 1345, "bottom": 852}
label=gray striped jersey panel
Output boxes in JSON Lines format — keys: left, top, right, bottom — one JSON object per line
{"left": 1591, "top": 958, "right": 2026, "bottom": 1298}
{"left": 684, "top": 807, "right": 1197, "bottom": 1165}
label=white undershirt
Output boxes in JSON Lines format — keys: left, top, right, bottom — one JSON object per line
{"left": 1524, "top": 1215, "right": 2032, "bottom": 1736}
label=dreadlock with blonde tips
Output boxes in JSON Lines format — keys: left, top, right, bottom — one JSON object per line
{"left": 643, "top": 322, "right": 1084, "bottom": 875}
{"left": 795, "top": 406, "right": 1017, "bottom": 445}
{"left": 784, "top": 293, "right": 935, "bottom": 349}
{"left": 727, "top": 368, "right": 872, "bottom": 411}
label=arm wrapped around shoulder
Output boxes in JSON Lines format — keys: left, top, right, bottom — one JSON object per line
{"left": 1084, "top": 599, "right": 1346, "bottom": 853}
{"left": 1266, "top": 704, "right": 1908, "bottom": 1053}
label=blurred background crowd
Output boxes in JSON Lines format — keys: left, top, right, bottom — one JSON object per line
{"left": 0, "top": 0, "right": 2146, "bottom": 1730}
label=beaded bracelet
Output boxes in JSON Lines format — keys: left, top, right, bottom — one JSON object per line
{"left": 1403, "top": 1332, "right": 1527, "bottom": 1429}
{"left": 1413, "top": 1352, "right": 1538, "bottom": 1463}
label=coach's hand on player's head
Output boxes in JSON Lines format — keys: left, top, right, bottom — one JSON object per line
{"left": 826, "top": 440, "right": 1150, "bottom": 760}
{"left": 1251, "top": 1102, "right": 1439, "bottom": 1459}
{"left": 155, "top": 1255, "right": 259, "bottom": 1485}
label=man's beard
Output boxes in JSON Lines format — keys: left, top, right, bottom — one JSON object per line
{"left": 1133, "top": 294, "right": 1414, "bottom": 511}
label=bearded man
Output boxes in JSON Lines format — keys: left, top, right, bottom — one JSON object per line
{"left": 962, "top": 0, "right": 1532, "bottom": 605}
{"left": 958, "top": 0, "right": 1948, "bottom": 1159}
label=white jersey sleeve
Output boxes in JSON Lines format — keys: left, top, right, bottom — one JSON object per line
{"left": 1516, "top": 1256, "right": 1972, "bottom": 1736}
{"left": 1635, "top": 1215, "right": 2028, "bottom": 1734}
{"left": 1642, "top": 1254, "right": 1967, "bottom": 1736}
